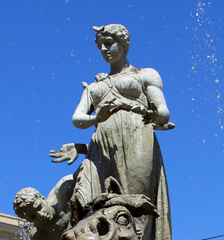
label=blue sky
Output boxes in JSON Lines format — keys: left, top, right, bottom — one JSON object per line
{"left": 0, "top": 0, "right": 224, "bottom": 239}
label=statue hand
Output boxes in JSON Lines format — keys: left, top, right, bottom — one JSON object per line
{"left": 153, "top": 122, "right": 175, "bottom": 130}
{"left": 142, "top": 110, "right": 154, "bottom": 124}
{"left": 95, "top": 98, "right": 118, "bottom": 123}
{"left": 49, "top": 143, "right": 78, "bottom": 165}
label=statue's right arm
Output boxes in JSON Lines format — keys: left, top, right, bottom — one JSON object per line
{"left": 72, "top": 87, "right": 118, "bottom": 129}
{"left": 72, "top": 89, "right": 97, "bottom": 129}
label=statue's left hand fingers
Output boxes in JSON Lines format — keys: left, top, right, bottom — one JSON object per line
{"left": 142, "top": 118, "right": 152, "bottom": 124}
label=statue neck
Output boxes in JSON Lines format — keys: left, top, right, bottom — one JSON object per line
{"left": 109, "top": 54, "right": 130, "bottom": 75}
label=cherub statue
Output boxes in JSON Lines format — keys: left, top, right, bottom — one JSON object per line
{"left": 13, "top": 172, "right": 78, "bottom": 240}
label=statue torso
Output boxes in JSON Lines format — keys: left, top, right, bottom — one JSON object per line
{"left": 89, "top": 68, "right": 149, "bottom": 114}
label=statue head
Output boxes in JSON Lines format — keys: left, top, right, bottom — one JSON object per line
{"left": 13, "top": 187, "right": 55, "bottom": 224}
{"left": 93, "top": 24, "right": 130, "bottom": 55}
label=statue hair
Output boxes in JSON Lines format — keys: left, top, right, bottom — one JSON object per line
{"left": 93, "top": 24, "right": 130, "bottom": 54}
{"left": 13, "top": 187, "right": 45, "bottom": 218}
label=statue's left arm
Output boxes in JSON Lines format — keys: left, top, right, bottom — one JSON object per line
{"left": 140, "top": 68, "right": 170, "bottom": 125}
{"left": 50, "top": 143, "right": 88, "bottom": 165}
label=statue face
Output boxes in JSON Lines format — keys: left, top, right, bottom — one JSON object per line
{"left": 97, "top": 35, "right": 124, "bottom": 64}
{"left": 24, "top": 198, "right": 55, "bottom": 224}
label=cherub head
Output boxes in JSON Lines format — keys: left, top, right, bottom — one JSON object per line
{"left": 13, "top": 187, "right": 55, "bottom": 224}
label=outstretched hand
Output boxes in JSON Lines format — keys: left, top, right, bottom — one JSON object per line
{"left": 49, "top": 143, "right": 78, "bottom": 165}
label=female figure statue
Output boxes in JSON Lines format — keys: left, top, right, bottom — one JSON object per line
{"left": 51, "top": 24, "right": 173, "bottom": 240}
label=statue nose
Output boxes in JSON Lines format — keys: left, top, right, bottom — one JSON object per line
{"left": 72, "top": 216, "right": 113, "bottom": 240}
{"left": 89, "top": 217, "right": 110, "bottom": 236}
{"left": 101, "top": 44, "right": 107, "bottom": 52}
{"left": 62, "top": 216, "right": 116, "bottom": 240}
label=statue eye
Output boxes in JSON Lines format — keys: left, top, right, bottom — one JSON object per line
{"left": 105, "top": 40, "right": 113, "bottom": 45}
{"left": 97, "top": 43, "right": 102, "bottom": 49}
{"left": 116, "top": 214, "right": 130, "bottom": 226}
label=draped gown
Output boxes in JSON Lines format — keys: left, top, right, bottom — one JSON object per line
{"left": 72, "top": 67, "right": 172, "bottom": 240}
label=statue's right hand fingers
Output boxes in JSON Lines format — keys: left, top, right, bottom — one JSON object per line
{"left": 67, "top": 151, "right": 78, "bottom": 165}
{"left": 52, "top": 155, "right": 69, "bottom": 163}
{"left": 68, "top": 157, "right": 76, "bottom": 165}
{"left": 101, "top": 103, "right": 110, "bottom": 109}
{"left": 110, "top": 106, "right": 119, "bottom": 114}
{"left": 49, "top": 151, "right": 64, "bottom": 158}
{"left": 104, "top": 97, "right": 116, "bottom": 104}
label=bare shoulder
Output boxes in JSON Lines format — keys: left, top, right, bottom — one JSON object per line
{"left": 81, "top": 81, "right": 97, "bottom": 92}
{"left": 82, "top": 72, "right": 108, "bottom": 90}
{"left": 55, "top": 174, "right": 75, "bottom": 199}
{"left": 137, "top": 68, "right": 163, "bottom": 91}
{"left": 47, "top": 174, "right": 75, "bottom": 204}
{"left": 88, "top": 81, "right": 98, "bottom": 88}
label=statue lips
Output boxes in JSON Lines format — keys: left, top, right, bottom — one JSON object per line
{"left": 103, "top": 52, "right": 112, "bottom": 60}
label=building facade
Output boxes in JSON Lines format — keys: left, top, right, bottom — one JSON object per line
{"left": 0, "top": 213, "right": 29, "bottom": 240}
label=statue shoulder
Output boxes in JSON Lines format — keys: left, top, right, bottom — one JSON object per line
{"left": 94, "top": 72, "right": 108, "bottom": 82}
{"left": 137, "top": 68, "right": 163, "bottom": 91}
{"left": 48, "top": 174, "right": 75, "bottom": 203}
{"left": 81, "top": 73, "right": 108, "bottom": 92}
